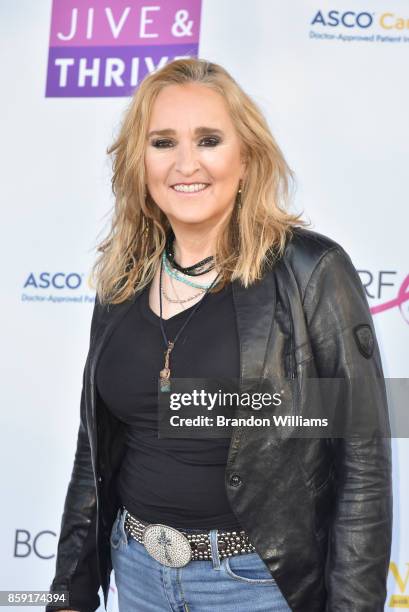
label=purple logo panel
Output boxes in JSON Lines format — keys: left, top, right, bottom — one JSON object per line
{"left": 46, "top": 1, "right": 202, "bottom": 97}
{"left": 46, "top": 44, "right": 198, "bottom": 97}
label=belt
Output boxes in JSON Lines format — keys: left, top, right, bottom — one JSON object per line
{"left": 123, "top": 506, "right": 256, "bottom": 568}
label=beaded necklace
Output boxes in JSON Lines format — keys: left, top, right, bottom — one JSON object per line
{"left": 165, "top": 230, "right": 215, "bottom": 277}
{"left": 158, "top": 256, "right": 220, "bottom": 392}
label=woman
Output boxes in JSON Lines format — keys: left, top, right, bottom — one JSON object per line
{"left": 47, "top": 59, "right": 392, "bottom": 612}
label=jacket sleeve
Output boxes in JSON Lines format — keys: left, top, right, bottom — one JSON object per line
{"left": 303, "top": 246, "right": 393, "bottom": 612}
{"left": 45, "top": 298, "right": 102, "bottom": 612}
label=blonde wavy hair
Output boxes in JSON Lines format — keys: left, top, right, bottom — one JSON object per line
{"left": 91, "top": 58, "right": 306, "bottom": 304}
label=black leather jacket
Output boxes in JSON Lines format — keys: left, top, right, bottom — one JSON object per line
{"left": 46, "top": 228, "right": 392, "bottom": 612}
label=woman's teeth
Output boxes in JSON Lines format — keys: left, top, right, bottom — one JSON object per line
{"left": 172, "top": 183, "right": 208, "bottom": 193}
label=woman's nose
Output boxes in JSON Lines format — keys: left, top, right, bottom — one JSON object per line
{"left": 174, "top": 143, "right": 200, "bottom": 175}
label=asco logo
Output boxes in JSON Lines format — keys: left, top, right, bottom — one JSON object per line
{"left": 311, "top": 10, "right": 373, "bottom": 28}
{"left": 24, "top": 272, "right": 83, "bottom": 290}
{"left": 311, "top": 9, "right": 409, "bottom": 33}
{"left": 22, "top": 272, "right": 95, "bottom": 303}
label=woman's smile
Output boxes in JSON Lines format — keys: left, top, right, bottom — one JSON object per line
{"left": 170, "top": 182, "right": 211, "bottom": 195}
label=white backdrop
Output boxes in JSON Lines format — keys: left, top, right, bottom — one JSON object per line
{"left": 1, "top": 1, "right": 408, "bottom": 610}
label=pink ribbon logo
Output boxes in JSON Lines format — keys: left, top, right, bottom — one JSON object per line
{"left": 370, "top": 274, "right": 409, "bottom": 324}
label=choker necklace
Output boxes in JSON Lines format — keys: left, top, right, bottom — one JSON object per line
{"left": 162, "top": 252, "right": 216, "bottom": 290}
{"left": 158, "top": 256, "right": 220, "bottom": 392}
{"left": 165, "top": 231, "right": 215, "bottom": 276}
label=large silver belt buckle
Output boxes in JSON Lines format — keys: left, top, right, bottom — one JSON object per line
{"left": 142, "top": 523, "right": 192, "bottom": 568}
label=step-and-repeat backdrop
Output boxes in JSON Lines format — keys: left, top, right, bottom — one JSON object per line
{"left": 1, "top": 1, "right": 408, "bottom": 610}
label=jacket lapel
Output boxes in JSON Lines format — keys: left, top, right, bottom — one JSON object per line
{"left": 231, "top": 271, "right": 276, "bottom": 384}
{"left": 229, "top": 272, "right": 276, "bottom": 461}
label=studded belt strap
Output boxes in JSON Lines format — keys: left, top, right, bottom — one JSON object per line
{"left": 123, "top": 506, "right": 256, "bottom": 564}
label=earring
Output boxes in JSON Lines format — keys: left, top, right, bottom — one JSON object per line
{"left": 236, "top": 181, "right": 243, "bottom": 210}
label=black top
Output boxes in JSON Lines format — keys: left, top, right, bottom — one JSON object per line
{"left": 96, "top": 280, "right": 243, "bottom": 530}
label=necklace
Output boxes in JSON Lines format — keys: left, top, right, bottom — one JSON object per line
{"left": 169, "top": 275, "right": 189, "bottom": 312}
{"left": 162, "top": 252, "right": 215, "bottom": 290}
{"left": 158, "top": 257, "right": 220, "bottom": 392}
{"left": 161, "top": 284, "right": 205, "bottom": 304}
{"left": 165, "top": 230, "right": 215, "bottom": 276}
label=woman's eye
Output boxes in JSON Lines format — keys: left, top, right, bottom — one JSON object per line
{"left": 199, "top": 137, "right": 220, "bottom": 147}
{"left": 151, "top": 139, "right": 174, "bottom": 148}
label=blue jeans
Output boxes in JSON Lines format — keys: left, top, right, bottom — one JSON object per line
{"left": 110, "top": 507, "right": 291, "bottom": 611}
